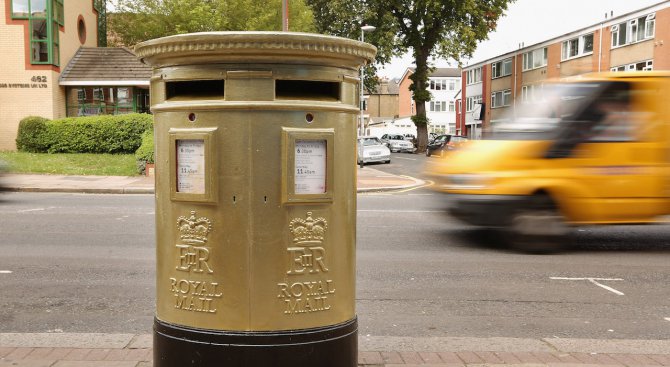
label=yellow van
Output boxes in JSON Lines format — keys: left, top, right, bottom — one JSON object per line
{"left": 429, "top": 72, "right": 670, "bottom": 252}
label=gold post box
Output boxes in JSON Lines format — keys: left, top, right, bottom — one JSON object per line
{"left": 135, "top": 32, "right": 376, "bottom": 367}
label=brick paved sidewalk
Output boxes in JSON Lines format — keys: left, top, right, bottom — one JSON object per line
{"left": 2, "top": 334, "right": 669, "bottom": 367}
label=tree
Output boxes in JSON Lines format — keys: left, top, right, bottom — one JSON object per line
{"left": 306, "top": 0, "right": 515, "bottom": 151}
{"left": 108, "top": 0, "right": 316, "bottom": 47}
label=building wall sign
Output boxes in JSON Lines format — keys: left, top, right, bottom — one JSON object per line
{"left": 0, "top": 76, "right": 49, "bottom": 89}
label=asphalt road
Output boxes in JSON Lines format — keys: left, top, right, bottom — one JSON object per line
{"left": 1, "top": 171, "right": 669, "bottom": 340}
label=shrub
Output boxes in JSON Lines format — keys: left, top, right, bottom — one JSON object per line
{"left": 135, "top": 130, "right": 155, "bottom": 163}
{"left": 15, "top": 116, "right": 50, "bottom": 152}
{"left": 43, "top": 113, "right": 153, "bottom": 154}
{"left": 134, "top": 130, "right": 155, "bottom": 175}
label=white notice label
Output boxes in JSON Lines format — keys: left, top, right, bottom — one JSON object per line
{"left": 176, "top": 139, "right": 206, "bottom": 194}
{"left": 295, "top": 140, "right": 327, "bottom": 194}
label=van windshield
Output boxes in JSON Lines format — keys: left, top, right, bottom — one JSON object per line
{"left": 489, "top": 82, "right": 619, "bottom": 140}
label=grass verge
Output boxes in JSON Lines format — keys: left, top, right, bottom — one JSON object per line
{"left": 0, "top": 151, "right": 138, "bottom": 176}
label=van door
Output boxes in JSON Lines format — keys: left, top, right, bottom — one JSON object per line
{"left": 565, "top": 81, "right": 665, "bottom": 222}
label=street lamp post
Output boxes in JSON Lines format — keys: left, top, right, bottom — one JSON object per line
{"left": 359, "top": 25, "right": 376, "bottom": 137}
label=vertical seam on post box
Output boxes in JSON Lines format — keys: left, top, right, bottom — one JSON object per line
{"left": 246, "top": 111, "right": 253, "bottom": 330}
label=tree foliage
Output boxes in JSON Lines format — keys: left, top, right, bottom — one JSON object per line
{"left": 108, "top": 0, "right": 316, "bottom": 47}
{"left": 306, "top": 0, "right": 515, "bottom": 151}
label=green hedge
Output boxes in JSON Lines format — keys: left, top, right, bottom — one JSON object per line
{"left": 15, "top": 114, "right": 153, "bottom": 154}
{"left": 135, "top": 130, "right": 154, "bottom": 163}
{"left": 15, "top": 116, "right": 50, "bottom": 153}
{"left": 134, "top": 130, "right": 155, "bottom": 175}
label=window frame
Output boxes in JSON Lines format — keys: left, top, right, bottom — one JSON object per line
{"left": 522, "top": 47, "right": 548, "bottom": 71}
{"left": 561, "top": 33, "right": 594, "bottom": 61}
{"left": 491, "top": 58, "right": 513, "bottom": 79}
{"left": 611, "top": 60, "right": 653, "bottom": 72}
{"left": 611, "top": 13, "right": 655, "bottom": 49}
{"left": 14, "top": 0, "right": 60, "bottom": 66}
{"left": 466, "top": 67, "right": 482, "bottom": 85}
{"left": 491, "top": 89, "right": 512, "bottom": 109}
{"left": 466, "top": 95, "right": 483, "bottom": 112}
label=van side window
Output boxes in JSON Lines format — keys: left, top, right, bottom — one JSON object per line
{"left": 584, "top": 83, "right": 637, "bottom": 142}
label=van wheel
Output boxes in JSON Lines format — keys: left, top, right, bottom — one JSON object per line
{"left": 506, "top": 194, "right": 569, "bottom": 254}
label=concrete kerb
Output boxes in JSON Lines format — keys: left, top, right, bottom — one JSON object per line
{"left": 1, "top": 172, "right": 427, "bottom": 195}
{"left": 356, "top": 178, "right": 427, "bottom": 193}
{"left": 3, "top": 187, "right": 154, "bottom": 195}
{"left": 2, "top": 334, "right": 670, "bottom": 355}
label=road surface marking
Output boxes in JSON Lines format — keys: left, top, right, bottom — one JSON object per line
{"left": 358, "top": 209, "right": 443, "bottom": 213}
{"left": 665, "top": 317, "right": 670, "bottom": 322}
{"left": 18, "top": 208, "right": 45, "bottom": 213}
{"left": 393, "top": 156, "right": 417, "bottom": 161}
{"left": 550, "top": 277, "right": 625, "bottom": 296}
{"left": 0, "top": 270, "right": 12, "bottom": 274}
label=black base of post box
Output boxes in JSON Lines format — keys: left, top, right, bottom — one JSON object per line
{"left": 153, "top": 317, "right": 358, "bottom": 367}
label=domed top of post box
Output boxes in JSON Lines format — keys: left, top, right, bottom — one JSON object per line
{"left": 135, "top": 32, "right": 377, "bottom": 69}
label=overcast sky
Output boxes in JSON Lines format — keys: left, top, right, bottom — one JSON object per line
{"left": 377, "top": 0, "right": 665, "bottom": 79}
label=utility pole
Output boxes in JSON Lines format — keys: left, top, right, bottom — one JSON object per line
{"left": 282, "top": 0, "right": 289, "bottom": 31}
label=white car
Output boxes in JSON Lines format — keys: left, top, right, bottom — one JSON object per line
{"left": 380, "top": 134, "right": 415, "bottom": 153}
{"left": 357, "top": 137, "right": 391, "bottom": 165}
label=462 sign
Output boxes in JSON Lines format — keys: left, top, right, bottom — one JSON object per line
{"left": 31, "top": 76, "right": 47, "bottom": 83}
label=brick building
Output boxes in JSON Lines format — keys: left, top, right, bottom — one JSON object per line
{"left": 0, "top": 0, "right": 150, "bottom": 151}
{"left": 457, "top": 0, "right": 670, "bottom": 139}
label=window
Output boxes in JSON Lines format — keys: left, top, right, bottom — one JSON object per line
{"left": 429, "top": 79, "right": 446, "bottom": 90}
{"left": 491, "top": 89, "right": 512, "bottom": 109}
{"left": 93, "top": 88, "right": 104, "bottom": 101}
{"left": 492, "top": 58, "right": 512, "bottom": 78}
{"left": 13, "top": 0, "right": 60, "bottom": 65}
{"left": 522, "top": 48, "right": 547, "bottom": 71}
{"left": 645, "top": 14, "right": 655, "bottom": 38}
{"left": 611, "top": 60, "right": 653, "bottom": 72}
{"left": 430, "top": 101, "right": 448, "bottom": 112}
{"left": 12, "top": 0, "right": 29, "bottom": 17}
{"left": 466, "top": 95, "right": 482, "bottom": 112}
{"left": 429, "top": 79, "right": 457, "bottom": 91}
{"left": 466, "top": 68, "right": 482, "bottom": 85}
{"left": 77, "top": 88, "right": 86, "bottom": 102}
{"left": 449, "top": 101, "right": 455, "bottom": 112}
{"left": 521, "top": 84, "right": 544, "bottom": 103}
{"left": 53, "top": 0, "right": 63, "bottom": 26}
{"left": 117, "top": 88, "right": 131, "bottom": 104}
{"left": 561, "top": 33, "right": 593, "bottom": 60}
{"left": 612, "top": 13, "right": 655, "bottom": 48}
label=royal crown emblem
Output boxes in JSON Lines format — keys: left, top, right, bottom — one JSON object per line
{"left": 289, "top": 212, "right": 328, "bottom": 246}
{"left": 177, "top": 211, "right": 212, "bottom": 244}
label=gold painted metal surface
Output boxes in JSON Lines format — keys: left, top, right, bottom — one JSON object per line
{"left": 138, "top": 32, "right": 375, "bottom": 332}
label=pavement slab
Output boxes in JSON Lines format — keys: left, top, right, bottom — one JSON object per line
{"left": 2, "top": 334, "right": 669, "bottom": 367}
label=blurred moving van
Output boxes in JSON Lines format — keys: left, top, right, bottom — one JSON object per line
{"left": 429, "top": 72, "right": 670, "bottom": 252}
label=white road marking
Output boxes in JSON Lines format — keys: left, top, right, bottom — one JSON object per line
{"left": 550, "top": 277, "right": 625, "bottom": 296}
{"left": 664, "top": 317, "right": 670, "bottom": 322}
{"left": 0, "top": 270, "right": 12, "bottom": 274}
{"left": 393, "top": 156, "right": 417, "bottom": 161}
{"left": 358, "top": 209, "right": 443, "bottom": 213}
{"left": 18, "top": 208, "right": 46, "bottom": 213}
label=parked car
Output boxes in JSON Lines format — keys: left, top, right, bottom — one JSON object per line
{"left": 428, "top": 133, "right": 439, "bottom": 143}
{"left": 357, "top": 137, "right": 391, "bottom": 165}
{"left": 380, "top": 134, "right": 416, "bottom": 153}
{"left": 425, "top": 134, "right": 469, "bottom": 157}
